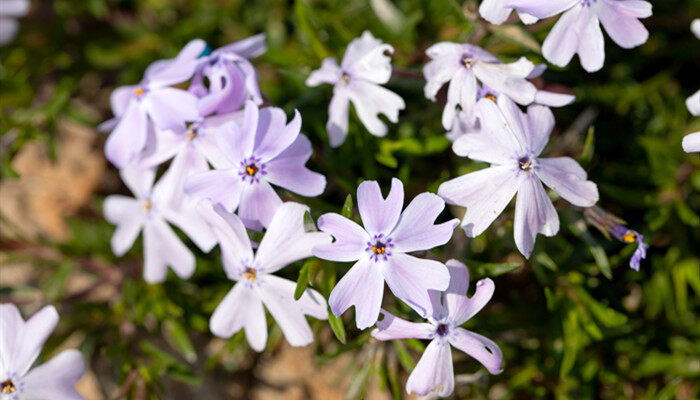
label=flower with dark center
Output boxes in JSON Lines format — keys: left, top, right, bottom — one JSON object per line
{"left": 518, "top": 156, "right": 534, "bottom": 172}
{"left": 243, "top": 267, "right": 257, "bottom": 282}
{"left": 1, "top": 380, "right": 16, "bottom": 394}
{"left": 436, "top": 324, "right": 449, "bottom": 337}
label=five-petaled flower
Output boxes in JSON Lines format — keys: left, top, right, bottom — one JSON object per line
{"left": 423, "top": 42, "right": 537, "bottom": 130}
{"left": 312, "top": 178, "right": 459, "bottom": 329}
{"left": 506, "top": 0, "right": 653, "bottom": 72}
{"left": 198, "top": 202, "right": 331, "bottom": 351}
{"left": 103, "top": 39, "right": 205, "bottom": 167}
{"left": 104, "top": 163, "right": 216, "bottom": 283}
{"left": 372, "top": 260, "right": 503, "bottom": 398}
{"left": 184, "top": 101, "right": 326, "bottom": 229}
{"left": 439, "top": 96, "right": 599, "bottom": 258}
{"left": 0, "top": 304, "right": 86, "bottom": 400}
{"left": 306, "top": 31, "right": 406, "bottom": 147}
{"left": 584, "top": 206, "right": 648, "bottom": 271}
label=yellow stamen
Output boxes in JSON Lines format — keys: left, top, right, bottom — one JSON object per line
{"left": 186, "top": 126, "right": 196, "bottom": 141}
{"left": 243, "top": 268, "right": 257, "bottom": 282}
{"left": 143, "top": 200, "right": 152, "bottom": 213}
{"left": 485, "top": 94, "right": 497, "bottom": 102}
{"left": 245, "top": 164, "right": 259, "bottom": 176}
{"left": 622, "top": 232, "right": 636, "bottom": 243}
{"left": 372, "top": 244, "right": 386, "bottom": 255}
{"left": 134, "top": 87, "right": 145, "bottom": 96}
{"left": 1, "top": 380, "right": 16, "bottom": 394}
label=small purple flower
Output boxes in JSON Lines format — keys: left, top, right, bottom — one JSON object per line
{"left": 0, "top": 304, "right": 86, "bottom": 400}
{"left": 439, "top": 97, "right": 599, "bottom": 258}
{"left": 584, "top": 206, "right": 648, "bottom": 271}
{"left": 683, "top": 90, "right": 699, "bottom": 153}
{"left": 423, "top": 42, "right": 537, "bottom": 129}
{"left": 104, "top": 163, "right": 216, "bottom": 283}
{"left": 198, "top": 202, "right": 331, "bottom": 351}
{"left": 312, "top": 178, "right": 459, "bottom": 329}
{"left": 506, "top": 0, "right": 652, "bottom": 72}
{"left": 479, "top": 0, "right": 538, "bottom": 25}
{"left": 189, "top": 34, "right": 266, "bottom": 116}
{"left": 184, "top": 101, "right": 326, "bottom": 228}
{"left": 306, "top": 31, "right": 406, "bottom": 147}
{"left": 372, "top": 260, "right": 503, "bottom": 398}
{"left": 103, "top": 39, "right": 205, "bottom": 167}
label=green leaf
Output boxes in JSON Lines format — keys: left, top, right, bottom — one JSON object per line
{"left": 328, "top": 307, "right": 347, "bottom": 344}
{"left": 573, "top": 287, "right": 628, "bottom": 327}
{"left": 341, "top": 193, "right": 354, "bottom": 218}
{"left": 473, "top": 262, "right": 522, "bottom": 277}
{"left": 578, "top": 126, "right": 596, "bottom": 166}
{"left": 163, "top": 320, "right": 197, "bottom": 363}
{"left": 294, "top": 259, "right": 314, "bottom": 300}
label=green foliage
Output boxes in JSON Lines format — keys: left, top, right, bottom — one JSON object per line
{"left": 1, "top": 0, "right": 698, "bottom": 399}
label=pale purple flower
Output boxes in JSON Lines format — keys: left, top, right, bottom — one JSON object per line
{"left": 306, "top": 31, "right": 406, "bottom": 147}
{"left": 507, "top": 0, "right": 652, "bottom": 72}
{"left": 312, "top": 178, "right": 459, "bottom": 329}
{"left": 423, "top": 42, "right": 537, "bottom": 130}
{"left": 104, "top": 162, "right": 216, "bottom": 283}
{"left": 189, "top": 34, "right": 266, "bottom": 116}
{"left": 198, "top": 202, "right": 330, "bottom": 351}
{"left": 683, "top": 90, "right": 700, "bottom": 153}
{"left": 439, "top": 97, "right": 599, "bottom": 258}
{"left": 479, "top": 0, "right": 538, "bottom": 25}
{"left": 692, "top": 19, "right": 700, "bottom": 39}
{"left": 584, "top": 206, "right": 647, "bottom": 271}
{"left": 0, "top": 0, "right": 29, "bottom": 45}
{"left": 372, "top": 260, "right": 502, "bottom": 398}
{"left": 103, "top": 39, "right": 205, "bottom": 167}
{"left": 184, "top": 101, "right": 326, "bottom": 229}
{"left": 0, "top": 304, "right": 85, "bottom": 400}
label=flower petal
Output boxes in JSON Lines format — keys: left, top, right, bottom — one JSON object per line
{"left": 105, "top": 101, "right": 148, "bottom": 168}
{"left": 184, "top": 169, "right": 244, "bottom": 213}
{"left": 328, "top": 257, "right": 384, "bottom": 330}
{"left": 22, "top": 349, "right": 86, "bottom": 400}
{"left": 264, "top": 134, "right": 326, "bottom": 197}
{"left": 406, "top": 339, "right": 454, "bottom": 397}
{"left": 346, "top": 80, "right": 405, "bottom": 137}
{"left": 254, "top": 202, "right": 331, "bottom": 274}
{"left": 196, "top": 201, "right": 253, "bottom": 280}
{"left": 342, "top": 31, "right": 394, "bottom": 84}
{"left": 474, "top": 97, "right": 526, "bottom": 157}
{"left": 514, "top": 175, "right": 560, "bottom": 258}
{"left": 258, "top": 278, "right": 317, "bottom": 347}
{"left": 685, "top": 89, "right": 699, "bottom": 116}
{"left": 313, "top": 213, "right": 370, "bottom": 262}
{"left": 541, "top": 6, "right": 589, "bottom": 68}
{"left": 438, "top": 165, "right": 523, "bottom": 237}
{"left": 357, "top": 177, "right": 404, "bottom": 237}
{"left": 535, "top": 157, "right": 599, "bottom": 207}
{"left": 473, "top": 58, "right": 537, "bottom": 105}
{"left": 327, "top": 89, "right": 350, "bottom": 147}
{"left": 306, "top": 57, "right": 341, "bottom": 86}
{"left": 598, "top": 0, "right": 651, "bottom": 48}
{"left": 0, "top": 304, "right": 58, "bottom": 378}
{"left": 448, "top": 327, "right": 503, "bottom": 374}
{"left": 210, "top": 283, "right": 268, "bottom": 352}
{"left": 142, "top": 218, "right": 195, "bottom": 283}
{"left": 371, "top": 310, "right": 435, "bottom": 341}
{"left": 262, "top": 275, "right": 328, "bottom": 320}
{"left": 534, "top": 90, "right": 575, "bottom": 108}
{"left": 216, "top": 33, "right": 267, "bottom": 59}
{"left": 479, "top": 0, "right": 514, "bottom": 25}
{"left": 682, "top": 132, "right": 700, "bottom": 153}
{"left": 383, "top": 254, "right": 450, "bottom": 318}
{"left": 440, "top": 259, "right": 470, "bottom": 322}
{"left": 104, "top": 195, "right": 145, "bottom": 256}
{"left": 449, "top": 278, "right": 495, "bottom": 326}
{"left": 238, "top": 180, "right": 283, "bottom": 228}
{"left": 390, "top": 193, "right": 458, "bottom": 253}
{"left": 578, "top": 16, "right": 606, "bottom": 72}
{"left": 144, "top": 87, "right": 199, "bottom": 130}
{"left": 254, "top": 108, "right": 301, "bottom": 162}
{"left": 506, "top": 0, "right": 578, "bottom": 19}
{"left": 525, "top": 104, "right": 555, "bottom": 157}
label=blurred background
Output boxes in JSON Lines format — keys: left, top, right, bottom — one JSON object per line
{"left": 0, "top": 0, "right": 698, "bottom": 399}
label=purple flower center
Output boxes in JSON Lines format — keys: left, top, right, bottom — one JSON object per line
{"left": 581, "top": 0, "right": 598, "bottom": 7}
{"left": 365, "top": 234, "right": 393, "bottom": 262}
{"left": 239, "top": 156, "right": 267, "bottom": 184}
{"left": 340, "top": 72, "right": 351, "bottom": 85}
{"left": 518, "top": 156, "right": 534, "bottom": 172}
{"left": 243, "top": 267, "right": 257, "bottom": 282}
{"left": 1, "top": 379, "right": 17, "bottom": 394}
{"left": 142, "top": 200, "right": 153, "bottom": 213}
{"left": 186, "top": 124, "right": 198, "bottom": 141}
{"left": 461, "top": 54, "right": 475, "bottom": 69}
{"left": 436, "top": 324, "right": 449, "bottom": 337}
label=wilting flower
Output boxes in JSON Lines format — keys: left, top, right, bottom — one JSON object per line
{"left": 439, "top": 97, "right": 599, "bottom": 258}
{"left": 306, "top": 30, "right": 405, "bottom": 147}
{"left": 185, "top": 101, "right": 326, "bottom": 228}
{"left": 584, "top": 206, "right": 648, "bottom": 271}
{"left": 199, "top": 202, "right": 330, "bottom": 351}
{"left": 479, "top": 0, "right": 538, "bottom": 25}
{"left": 372, "top": 260, "right": 502, "bottom": 397}
{"left": 104, "top": 163, "right": 216, "bottom": 283}
{"left": 423, "top": 42, "right": 537, "bottom": 129}
{"left": 189, "top": 34, "right": 266, "bottom": 116}
{"left": 507, "top": 0, "right": 652, "bottom": 72}
{"left": 0, "top": 304, "right": 85, "bottom": 400}
{"left": 104, "top": 39, "right": 205, "bottom": 167}
{"left": 0, "top": 0, "right": 29, "bottom": 45}
{"left": 312, "top": 178, "right": 459, "bottom": 329}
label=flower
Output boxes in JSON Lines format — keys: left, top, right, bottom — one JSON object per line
{"left": 693, "top": 19, "right": 700, "bottom": 39}
{"left": 438, "top": 97, "right": 599, "bottom": 258}
{"left": 506, "top": 0, "right": 652, "bottom": 72}
{"left": 184, "top": 101, "right": 326, "bottom": 229}
{"left": 198, "top": 201, "right": 331, "bottom": 351}
{"left": 103, "top": 39, "right": 205, "bottom": 167}
{"left": 684, "top": 90, "right": 700, "bottom": 153}
{"left": 479, "top": 0, "right": 538, "bottom": 25}
{"left": 189, "top": 34, "right": 266, "bottom": 116}
{"left": 0, "top": 0, "right": 29, "bottom": 45}
{"left": 0, "top": 304, "right": 86, "bottom": 400}
{"left": 312, "top": 178, "right": 459, "bottom": 329}
{"left": 104, "top": 163, "right": 216, "bottom": 283}
{"left": 584, "top": 206, "right": 648, "bottom": 271}
{"left": 423, "top": 42, "right": 537, "bottom": 129}
{"left": 305, "top": 30, "right": 405, "bottom": 147}
{"left": 371, "top": 260, "right": 502, "bottom": 398}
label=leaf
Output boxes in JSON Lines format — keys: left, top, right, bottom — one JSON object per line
{"left": 163, "top": 320, "right": 197, "bottom": 363}
{"left": 294, "top": 0, "right": 330, "bottom": 60}
{"left": 491, "top": 24, "right": 541, "bottom": 52}
{"left": 294, "top": 259, "right": 315, "bottom": 300}
{"left": 328, "top": 307, "right": 347, "bottom": 344}
{"left": 473, "top": 262, "right": 522, "bottom": 277}
{"left": 341, "top": 193, "right": 354, "bottom": 218}
{"left": 568, "top": 220, "right": 612, "bottom": 279}
{"left": 578, "top": 126, "right": 595, "bottom": 166}
{"left": 573, "top": 287, "right": 628, "bottom": 327}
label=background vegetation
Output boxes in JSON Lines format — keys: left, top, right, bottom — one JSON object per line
{"left": 1, "top": 0, "right": 698, "bottom": 399}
